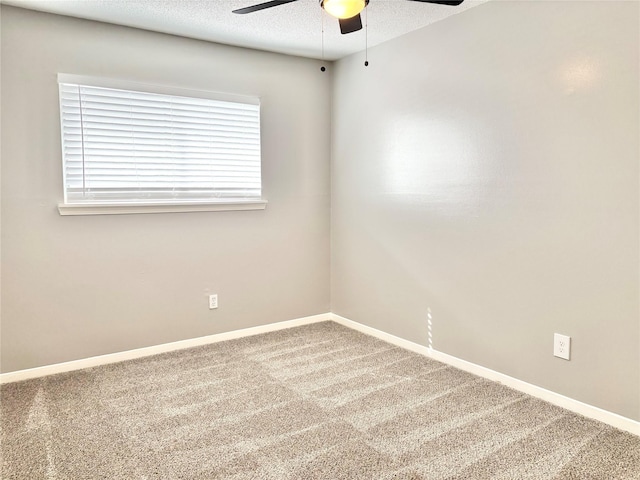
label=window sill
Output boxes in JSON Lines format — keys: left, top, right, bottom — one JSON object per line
{"left": 58, "top": 200, "right": 268, "bottom": 216}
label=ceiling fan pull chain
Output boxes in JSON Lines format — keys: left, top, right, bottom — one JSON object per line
{"left": 320, "top": 7, "right": 326, "bottom": 72}
{"left": 364, "top": 5, "right": 369, "bottom": 67}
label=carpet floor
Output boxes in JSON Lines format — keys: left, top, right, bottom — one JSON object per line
{"left": 1, "top": 321, "right": 639, "bottom": 479}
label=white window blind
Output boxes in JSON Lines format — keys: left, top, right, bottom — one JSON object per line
{"left": 58, "top": 77, "right": 261, "bottom": 205}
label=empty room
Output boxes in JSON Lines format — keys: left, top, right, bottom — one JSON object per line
{"left": 1, "top": 0, "right": 639, "bottom": 478}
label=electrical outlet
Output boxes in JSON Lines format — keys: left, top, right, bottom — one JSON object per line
{"left": 553, "top": 333, "right": 571, "bottom": 360}
{"left": 208, "top": 294, "right": 218, "bottom": 310}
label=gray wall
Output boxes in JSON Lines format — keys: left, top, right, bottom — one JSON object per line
{"left": 331, "top": 1, "right": 639, "bottom": 421}
{"left": 1, "top": 6, "right": 331, "bottom": 372}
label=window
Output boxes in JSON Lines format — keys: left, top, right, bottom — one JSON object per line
{"left": 57, "top": 74, "right": 265, "bottom": 215}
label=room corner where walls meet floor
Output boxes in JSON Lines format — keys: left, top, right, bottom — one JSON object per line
{"left": 0, "top": 313, "right": 638, "bottom": 437}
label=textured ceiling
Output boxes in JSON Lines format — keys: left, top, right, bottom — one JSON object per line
{"left": 3, "top": 0, "right": 489, "bottom": 60}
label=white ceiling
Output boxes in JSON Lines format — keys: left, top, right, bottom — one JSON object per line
{"left": 3, "top": 0, "right": 489, "bottom": 60}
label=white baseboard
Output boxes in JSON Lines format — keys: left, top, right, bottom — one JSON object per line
{"left": 331, "top": 314, "right": 640, "bottom": 437}
{"left": 3, "top": 311, "right": 637, "bottom": 437}
{"left": 0, "top": 313, "right": 331, "bottom": 385}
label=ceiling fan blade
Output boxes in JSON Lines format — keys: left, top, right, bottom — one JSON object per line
{"left": 339, "top": 14, "right": 362, "bottom": 34}
{"left": 232, "top": 0, "right": 299, "bottom": 14}
{"left": 405, "top": 0, "right": 464, "bottom": 5}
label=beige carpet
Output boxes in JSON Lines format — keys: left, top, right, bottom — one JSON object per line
{"left": 2, "top": 321, "right": 639, "bottom": 479}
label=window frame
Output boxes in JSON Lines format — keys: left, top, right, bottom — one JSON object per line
{"left": 56, "top": 74, "right": 267, "bottom": 216}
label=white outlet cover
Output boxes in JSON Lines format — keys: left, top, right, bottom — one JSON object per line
{"left": 553, "top": 333, "right": 571, "bottom": 360}
{"left": 209, "top": 294, "right": 218, "bottom": 310}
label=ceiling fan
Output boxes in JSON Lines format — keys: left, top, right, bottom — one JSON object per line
{"left": 233, "top": 0, "right": 465, "bottom": 35}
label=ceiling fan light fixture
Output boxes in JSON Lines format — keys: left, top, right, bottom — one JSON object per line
{"left": 321, "top": 0, "right": 366, "bottom": 19}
